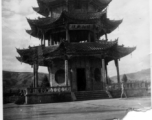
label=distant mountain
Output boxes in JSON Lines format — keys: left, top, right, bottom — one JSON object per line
{"left": 3, "top": 71, "right": 48, "bottom": 91}
{"left": 111, "top": 68, "right": 151, "bottom": 83}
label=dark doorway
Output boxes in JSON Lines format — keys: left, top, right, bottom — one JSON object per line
{"left": 77, "top": 68, "right": 86, "bottom": 91}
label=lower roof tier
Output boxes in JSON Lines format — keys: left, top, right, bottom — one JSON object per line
{"left": 16, "top": 39, "right": 136, "bottom": 66}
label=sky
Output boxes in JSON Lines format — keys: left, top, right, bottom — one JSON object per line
{"left": 2, "top": 0, "right": 151, "bottom": 77}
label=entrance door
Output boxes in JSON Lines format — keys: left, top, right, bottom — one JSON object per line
{"left": 77, "top": 68, "right": 86, "bottom": 91}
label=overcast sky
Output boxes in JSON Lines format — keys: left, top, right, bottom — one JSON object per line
{"left": 2, "top": 0, "right": 150, "bottom": 77}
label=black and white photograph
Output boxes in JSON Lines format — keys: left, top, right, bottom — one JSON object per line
{"left": 2, "top": 0, "right": 151, "bottom": 120}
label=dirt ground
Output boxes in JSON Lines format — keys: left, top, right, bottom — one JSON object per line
{"left": 3, "top": 97, "right": 151, "bottom": 120}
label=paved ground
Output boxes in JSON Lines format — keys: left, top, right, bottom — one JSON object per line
{"left": 3, "top": 97, "right": 151, "bottom": 120}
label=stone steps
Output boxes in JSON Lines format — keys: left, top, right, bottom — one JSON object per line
{"left": 74, "top": 90, "right": 110, "bottom": 101}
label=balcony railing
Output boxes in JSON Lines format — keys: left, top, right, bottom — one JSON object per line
{"left": 25, "top": 86, "right": 71, "bottom": 95}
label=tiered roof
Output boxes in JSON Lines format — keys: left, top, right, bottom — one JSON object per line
{"left": 27, "top": 10, "right": 122, "bottom": 39}
{"left": 16, "top": 0, "right": 136, "bottom": 65}
{"left": 33, "top": 0, "right": 112, "bottom": 17}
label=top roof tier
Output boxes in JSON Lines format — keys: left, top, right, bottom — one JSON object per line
{"left": 33, "top": 0, "right": 112, "bottom": 17}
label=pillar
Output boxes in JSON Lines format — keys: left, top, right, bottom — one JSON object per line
{"left": 51, "top": 10, "right": 53, "bottom": 18}
{"left": 86, "top": 60, "right": 91, "bottom": 90}
{"left": 65, "top": 59, "right": 69, "bottom": 86}
{"left": 66, "top": 24, "right": 69, "bottom": 42}
{"left": 34, "top": 63, "right": 39, "bottom": 88}
{"left": 33, "top": 62, "right": 39, "bottom": 93}
{"left": 33, "top": 64, "right": 35, "bottom": 88}
{"left": 48, "top": 40, "right": 50, "bottom": 46}
{"left": 101, "top": 59, "right": 106, "bottom": 89}
{"left": 105, "top": 65, "right": 108, "bottom": 84}
{"left": 115, "top": 59, "right": 120, "bottom": 83}
{"left": 48, "top": 67, "right": 53, "bottom": 87}
{"left": 49, "top": 35, "right": 52, "bottom": 46}
{"left": 41, "top": 39, "right": 43, "bottom": 45}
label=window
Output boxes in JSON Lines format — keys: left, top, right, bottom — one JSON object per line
{"left": 55, "top": 69, "right": 65, "bottom": 84}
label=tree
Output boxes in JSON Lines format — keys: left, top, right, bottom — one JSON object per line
{"left": 121, "top": 74, "right": 128, "bottom": 83}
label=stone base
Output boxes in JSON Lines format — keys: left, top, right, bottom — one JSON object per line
{"left": 25, "top": 92, "right": 72, "bottom": 104}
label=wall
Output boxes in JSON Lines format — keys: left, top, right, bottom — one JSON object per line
{"left": 108, "top": 82, "right": 151, "bottom": 98}
{"left": 48, "top": 57, "right": 106, "bottom": 92}
{"left": 25, "top": 92, "right": 72, "bottom": 104}
{"left": 70, "top": 57, "right": 104, "bottom": 91}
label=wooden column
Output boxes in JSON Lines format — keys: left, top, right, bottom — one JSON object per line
{"left": 33, "top": 64, "right": 35, "bottom": 88}
{"left": 65, "top": 59, "right": 69, "bottom": 86}
{"left": 48, "top": 40, "right": 50, "bottom": 46}
{"left": 66, "top": 24, "right": 69, "bottom": 42}
{"left": 86, "top": 60, "right": 91, "bottom": 90}
{"left": 105, "top": 65, "right": 108, "bottom": 84}
{"left": 48, "top": 35, "right": 52, "bottom": 46}
{"left": 41, "top": 39, "right": 43, "bottom": 45}
{"left": 48, "top": 67, "right": 53, "bottom": 87}
{"left": 101, "top": 59, "right": 106, "bottom": 89}
{"left": 51, "top": 10, "right": 53, "bottom": 18}
{"left": 35, "top": 63, "right": 39, "bottom": 88}
{"left": 33, "top": 62, "right": 39, "bottom": 90}
{"left": 115, "top": 59, "right": 120, "bottom": 83}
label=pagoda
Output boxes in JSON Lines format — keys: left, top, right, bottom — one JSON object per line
{"left": 16, "top": 0, "right": 136, "bottom": 104}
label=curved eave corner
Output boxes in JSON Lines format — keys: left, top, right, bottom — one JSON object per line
{"left": 26, "top": 17, "right": 33, "bottom": 26}
{"left": 33, "top": 7, "right": 39, "bottom": 13}
{"left": 26, "top": 30, "right": 32, "bottom": 35}
{"left": 16, "top": 56, "right": 22, "bottom": 62}
{"left": 26, "top": 29, "right": 39, "bottom": 39}
{"left": 117, "top": 46, "right": 136, "bottom": 59}
{"left": 16, "top": 48, "right": 22, "bottom": 56}
{"left": 106, "top": 19, "right": 123, "bottom": 34}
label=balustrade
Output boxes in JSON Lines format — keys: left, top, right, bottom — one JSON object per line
{"left": 25, "top": 86, "right": 71, "bottom": 95}
{"left": 107, "top": 82, "right": 150, "bottom": 90}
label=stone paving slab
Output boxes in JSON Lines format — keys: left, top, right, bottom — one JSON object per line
{"left": 3, "top": 97, "right": 151, "bottom": 120}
